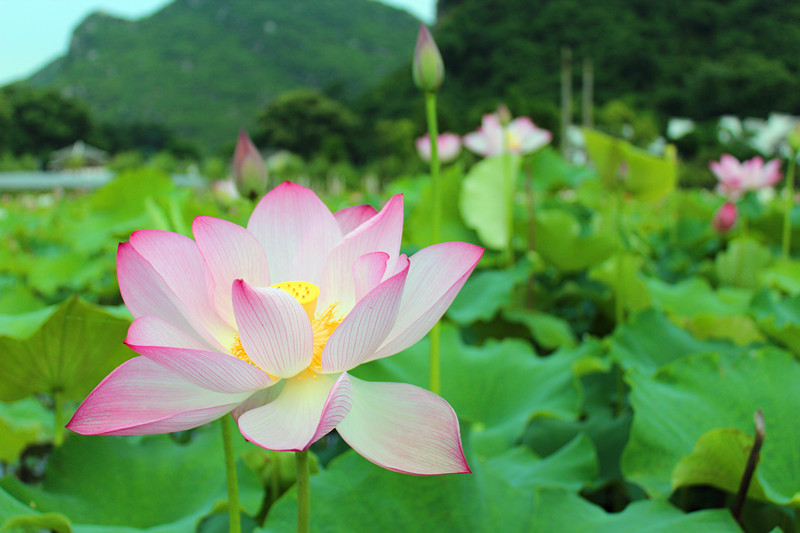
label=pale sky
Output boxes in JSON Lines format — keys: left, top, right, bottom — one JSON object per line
{"left": 0, "top": 0, "right": 435, "bottom": 86}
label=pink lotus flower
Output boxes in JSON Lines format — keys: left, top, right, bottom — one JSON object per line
{"left": 712, "top": 201, "right": 738, "bottom": 233}
{"left": 68, "top": 182, "right": 482, "bottom": 475}
{"left": 415, "top": 133, "right": 462, "bottom": 163}
{"left": 710, "top": 154, "right": 782, "bottom": 199}
{"left": 463, "top": 112, "right": 552, "bottom": 157}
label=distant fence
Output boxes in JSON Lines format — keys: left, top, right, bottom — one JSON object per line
{"left": 0, "top": 170, "right": 207, "bottom": 191}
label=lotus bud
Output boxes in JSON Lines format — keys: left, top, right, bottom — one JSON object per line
{"left": 412, "top": 24, "right": 444, "bottom": 93}
{"left": 713, "top": 201, "right": 738, "bottom": 233}
{"left": 496, "top": 104, "right": 512, "bottom": 127}
{"left": 233, "top": 130, "right": 268, "bottom": 201}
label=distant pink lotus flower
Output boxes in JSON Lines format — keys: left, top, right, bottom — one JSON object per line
{"left": 463, "top": 112, "right": 552, "bottom": 157}
{"left": 232, "top": 130, "right": 268, "bottom": 200}
{"left": 416, "top": 133, "right": 461, "bottom": 163}
{"left": 710, "top": 154, "right": 781, "bottom": 199}
{"left": 68, "top": 182, "right": 482, "bottom": 476}
{"left": 712, "top": 201, "right": 738, "bottom": 233}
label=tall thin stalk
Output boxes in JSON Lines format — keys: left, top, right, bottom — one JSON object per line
{"left": 295, "top": 450, "right": 310, "bottom": 533}
{"left": 220, "top": 415, "right": 241, "bottom": 533}
{"left": 782, "top": 150, "right": 796, "bottom": 259}
{"left": 424, "top": 91, "right": 443, "bottom": 395}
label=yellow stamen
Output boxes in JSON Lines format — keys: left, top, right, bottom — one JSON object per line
{"left": 272, "top": 281, "right": 319, "bottom": 321}
{"left": 231, "top": 333, "right": 258, "bottom": 367}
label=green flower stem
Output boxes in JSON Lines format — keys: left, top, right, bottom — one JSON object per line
{"left": 613, "top": 189, "right": 626, "bottom": 326}
{"left": 424, "top": 92, "right": 441, "bottom": 244}
{"left": 53, "top": 390, "right": 64, "bottom": 447}
{"left": 423, "top": 91, "right": 442, "bottom": 395}
{"left": 524, "top": 158, "right": 536, "bottom": 308}
{"left": 782, "top": 151, "right": 796, "bottom": 259}
{"left": 220, "top": 415, "right": 241, "bottom": 533}
{"left": 296, "top": 450, "right": 311, "bottom": 533}
{"left": 503, "top": 151, "right": 515, "bottom": 268}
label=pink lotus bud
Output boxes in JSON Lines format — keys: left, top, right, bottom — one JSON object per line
{"left": 416, "top": 133, "right": 462, "bottom": 163}
{"left": 412, "top": 24, "right": 444, "bottom": 93}
{"left": 713, "top": 201, "right": 738, "bottom": 233}
{"left": 233, "top": 130, "right": 267, "bottom": 200}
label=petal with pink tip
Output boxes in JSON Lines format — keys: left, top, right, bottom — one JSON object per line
{"left": 232, "top": 280, "right": 313, "bottom": 378}
{"left": 463, "top": 130, "right": 491, "bottom": 157}
{"left": 237, "top": 373, "right": 352, "bottom": 451}
{"left": 126, "top": 315, "right": 211, "bottom": 351}
{"left": 336, "top": 376, "right": 470, "bottom": 475}
{"left": 318, "top": 194, "right": 404, "bottom": 312}
{"left": 126, "top": 230, "right": 236, "bottom": 346}
{"left": 193, "top": 216, "right": 270, "bottom": 325}
{"left": 372, "top": 242, "right": 483, "bottom": 360}
{"left": 321, "top": 256, "right": 409, "bottom": 373}
{"left": 352, "top": 252, "right": 389, "bottom": 302}
{"left": 67, "top": 357, "right": 249, "bottom": 436}
{"left": 117, "top": 242, "right": 225, "bottom": 352}
{"left": 126, "top": 343, "right": 274, "bottom": 393}
{"left": 231, "top": 386, "right": 282, "bottom": 420}
{"left": 333, "top": 204, "right": 379, "bottom": 235}
{"left": 247, "top": 182, "right": 342, "bottom": 284}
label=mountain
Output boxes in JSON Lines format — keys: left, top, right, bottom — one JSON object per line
{"left": 28, "top": 0, "right": 420, "bottom": 150}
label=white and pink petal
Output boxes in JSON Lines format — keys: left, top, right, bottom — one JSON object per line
{"left": 334, "top": 204, "right": 379, "bottom": 235}
{"left": 247, "top": 182, "right": 342, "bottom": 285}
{"left": 237, "top": 373, "right": 353, "bottom": 451}
{"left": 371, "top": 242, "right": 483, "bottom": 360}
{"left": 232, "top": 280, "right": 313, "bottom": 379}
{"left": 321, "top": 256, "right": 409, "bottom": 373}
{"left": 67, "top": 357, "right": 250, "bottom": 436}
{"left": 193, "top": 216, "right": 270, "bottom": 325}
{"left": 336, "top": 376, "right": 470, "bottom": 475}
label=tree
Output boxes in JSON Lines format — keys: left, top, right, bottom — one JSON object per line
{"left": 2, "top": 84, "right": 92, "bottom": 157}
{"left": 254, "top": 88, "right": 360, "bottom": 162}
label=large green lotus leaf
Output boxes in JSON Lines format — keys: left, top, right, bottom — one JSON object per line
{"left": 0, "top": 485, "right": 72, "bottom": 533}
{"left": 353, "top": 324, "right": 583, "bottom": 457}
{"left": 527, "top": 146, "right": 593, "bottom": 191}
{"left": 535, "top": 209, "right": 618, "bottom": 272}
{"left": 406, "top": 165, "right": 477, "bottom": 248}
{"left": 589, "top": 253, "right": 651, "bottom": 314}
{"left": 760, "top": 259, "right": 800, "bottom": 296}
{"left": 529, "top": 489, "right": 740, "bottom": 532}
{"left": 485, "top": 434, "right": 598, "bottom": 492}
{"left": 25, "top": 252, "right": 112, "bottom": 298}
{"left": 0, "top": 281, "right": 45, "bottom": 314}
{"left": 645, "top": 277, "right": 752, "bottom": 317}
{"left": 583, "top": 129, "right": 624, "bottom": 188}
{"left": 645, "top": 277, "right": 762, "bottom": 345}
{"left": 672, "top": 428, "right": 767, "bottom": 501}
{"left": 0, "top": 424, "right": 261, "bottom": 531}
{"left": 716, "top": 238, "right": 773, "bottom": 289}
{"left": 0, "top": 306, "right": 57, "bottom": 338}
{"left": 750, "top": 289, "right": 800, "bottom": 356}
{"left": 622, "top": 348, "right": 800, "bottom": 505}
{"left": 459, "top": 154, "right": 521, "bottom": 250}
{"left": 0, "top": 296, "right": 133, "bottom": 401}
{"left": 501, "top": 309, "right": 577, "bottom": 350}
{"left": 608, "top": 309, "right": 743, "bottom": 375}
{"left": 0, "top": 397, "right": 54, "bottom": 463}
{"left": 620, "top": 143, "right": 677, "bottom": 202}
{"left": 88, "top": 168, "right": 176, "bottom": 217}
{"left": 262, "top": 436, "right": 597, "bottom": 533}
{"left": 446, "top": 261, "right": 532, "bottom": 325}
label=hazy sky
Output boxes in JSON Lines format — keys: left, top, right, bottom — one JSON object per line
{"left": 0, "top": 0, "right": 435, "bottom": 86}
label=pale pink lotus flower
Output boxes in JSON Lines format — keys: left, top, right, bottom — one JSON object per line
{"left": 710, "top": 154, "right": 782, "bottom": 200}
{"left": 68, "top": 182, "right": 482, "bottom": 476}
{"left": 463, "top": 112, "right": 552, "bottom": 157}
{"left": 415, "top": 133, "right": 462, "bottom": 163}
{"left": 712, "top": 201, "right": 738, "bottom": 233}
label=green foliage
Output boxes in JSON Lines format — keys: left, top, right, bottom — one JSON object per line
{"left": 25, "top": 0, "right": 420, "bottom": 151}
{"left": 255, "top": 88, "right": 360, "bottom": 163}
